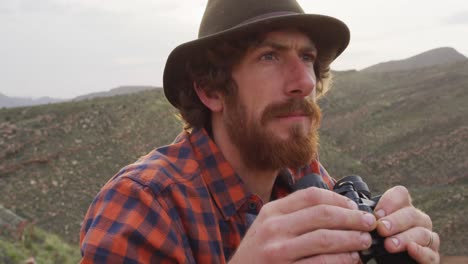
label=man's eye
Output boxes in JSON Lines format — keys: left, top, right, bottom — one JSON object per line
{"left": 261, "top": 52, "right": 277, "bottom": 61}
{"left": 302, "top": 53, "right": 316, "bottom": 63}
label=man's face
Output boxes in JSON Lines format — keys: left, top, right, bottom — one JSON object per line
{"left": 223, "top": 30, "right": 321, "bottom": 170}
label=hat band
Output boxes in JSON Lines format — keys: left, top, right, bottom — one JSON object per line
{"left": 240, "top": 11, "right": 300, "bottom": 25}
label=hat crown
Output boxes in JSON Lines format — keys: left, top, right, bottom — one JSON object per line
{"left": 199, "top": 0, "right": 304, "bottom": 38}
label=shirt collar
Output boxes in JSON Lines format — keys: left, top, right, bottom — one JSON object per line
{"left": 187, "top": 128, "right": 324, "bottom": 219}
{"left": 188, "top": 128, "right": 251, "bottom": 220}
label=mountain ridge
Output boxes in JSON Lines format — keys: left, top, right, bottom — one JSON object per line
{"left": 72, "top": 85, "right": 159, "bottom": 101}
{"left": 362, "top": 47, "right": 467, "bottom": 73}
{"left": 0, "top": 86, "right": 160, "bottom": 108}
{"left": 0, "top": 93, "right": 65, "bottom": 108}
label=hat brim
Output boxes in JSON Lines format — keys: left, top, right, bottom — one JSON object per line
{"left": 163, "top": 13, "right": 350, "bottom": 108}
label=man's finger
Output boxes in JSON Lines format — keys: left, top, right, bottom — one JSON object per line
{"left": 271, "top": 205, "right": 376, "bottom": 236}
{"left": 407, "top": 241, "right": 440, "bottom": 264}
{"left": 383, "top": 227, "right": 440, "bottom": 254}
{"left": 260, "top": 187, "right": 357, "bottom": 219}
{"left": 296, "top": 252, "right": 361, "bottom": 264}
{"left": 376, "top": 206, "right": 432, "bottom": 237}
{"left": 374, "top": 185, "right": 412, "bottom": 218}
{"left": 286, "top": 230, "right": 372, "bottom": 260}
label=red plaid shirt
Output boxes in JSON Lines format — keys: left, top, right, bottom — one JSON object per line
{"left": 80, "top": 128, "right": 334, "bottom": 263}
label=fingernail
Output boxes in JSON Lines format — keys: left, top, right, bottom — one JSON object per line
{"left": 351, "top": 252, "right": 360, "bottom": 262}
{"left": 375, "top": 209, "right": 386, "bottom": 218}
{"left": 362, "top": 213, "right": 375, "bottom": 227}
{"left": 380, "top": 219, "right": 392, "bottom": 231}
{"left": 360, "top": 232, "right": 371, "bottom": 247}
{"left": 391, "top": 237, "right": 400, "bottom": 248}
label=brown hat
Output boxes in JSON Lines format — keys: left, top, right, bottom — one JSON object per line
{"left": 163, "top": 0, "right": 350, "bottom": 109}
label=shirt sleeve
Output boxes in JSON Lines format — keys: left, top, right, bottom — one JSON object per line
{"left": 80, "top": 177, "right": 190, "bottom": 264}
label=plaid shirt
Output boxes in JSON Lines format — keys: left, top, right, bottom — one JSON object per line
{"left": 80, "top": 128, "right": 334, "bottom": 263}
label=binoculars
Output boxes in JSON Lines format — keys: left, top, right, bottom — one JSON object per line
{"left": 292, "top": 174, "right": 417, "bottom": 264}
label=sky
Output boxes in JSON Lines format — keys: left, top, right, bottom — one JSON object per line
{"left": 1, "top": 0, "right": 467, "bottom": 99}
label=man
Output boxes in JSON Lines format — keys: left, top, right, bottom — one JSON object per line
{"left": 80, "top": 0, "right": 440, "bottom": 263}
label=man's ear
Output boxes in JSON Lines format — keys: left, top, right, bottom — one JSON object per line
{"left": 194, "top": 82, "right": 224, "bottom": 112}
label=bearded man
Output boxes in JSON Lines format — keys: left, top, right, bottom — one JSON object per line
{"left": 80, "top": 0, "right": 440, "bottom": 263}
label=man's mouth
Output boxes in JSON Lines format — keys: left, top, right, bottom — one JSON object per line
{"left": 261, "top": 98, "right": 317, "bottom": 125}
{"left": 274, "top": 112, "right": 311, "bottom": 124}
{"left": 277, "top": 111, "right": 307, "bottom": 118}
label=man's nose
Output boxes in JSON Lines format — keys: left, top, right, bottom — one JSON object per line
{"left": 284, "top": 56, "right": 316, "bottom": 99}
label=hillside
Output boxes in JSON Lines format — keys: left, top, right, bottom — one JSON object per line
{"left": 318, "top": 60, "right": 468, "bottom": 255}
{"left": 0, "top": 90, "right": 181, "bottom": 245}
{"left": 72, "top": 85, "right": 159, "bottom": 101}
{"left": 0, "top": 205, "right": 80, "bottom": 263}
{"left": 362, "top": 47, "right": 467, "bottom": 73}
{"left": 320, "top": 60, "right": 468, "bottom": 188}
{"left": 1, "top": 60, "right": 467, "bottom": 257}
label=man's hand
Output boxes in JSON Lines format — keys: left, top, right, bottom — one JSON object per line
{"left": 374, "top": 186, "right": 440, "bottom": 264}
{"left": 229, "top": 187, "right": 377, "bottom": 264}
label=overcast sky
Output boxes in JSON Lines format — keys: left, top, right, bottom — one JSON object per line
{"left": 1, "top": 0, "right": 467, "bottom": 98}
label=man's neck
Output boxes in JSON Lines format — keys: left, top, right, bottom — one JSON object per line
{"left": 210, "top": 122, "right": 278, "bottom": 203}
{"left": 232, "top": 162, "right": 278, "bottom": 203}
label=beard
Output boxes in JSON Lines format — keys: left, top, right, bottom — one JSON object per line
{"left": 224, "top": 95, "right": 322, "bottom": 171}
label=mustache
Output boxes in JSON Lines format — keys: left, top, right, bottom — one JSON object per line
{"left": 261, "top": 98, "right": 321, "bottom": 125}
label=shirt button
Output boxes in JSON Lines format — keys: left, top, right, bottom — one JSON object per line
{"left": 248, "top": 202, "right": 257, "bottom": 211}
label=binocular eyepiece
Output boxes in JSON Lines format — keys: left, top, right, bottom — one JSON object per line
{"left": 292, "top": 174, "right": 416, "bottom": 264}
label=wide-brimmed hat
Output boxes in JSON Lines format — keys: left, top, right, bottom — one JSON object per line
{"left": 163, "top": 0, "right": 350, "bottom": 109}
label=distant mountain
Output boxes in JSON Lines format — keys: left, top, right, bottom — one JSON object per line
{"left": 362, "top": 47, "right": 467, "bottom": 73}
{"left": 0, "top": 93, "right": 64, "bottom": 108}
{"left": 0, "top": 86, "right": 160, "bottom": 108}
{"left": 72, "top": 85, "right": 159, "bottom": 101}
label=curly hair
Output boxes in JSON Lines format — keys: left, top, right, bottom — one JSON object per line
{"left": 177, "top": 29, "right": 333, "bottom": 130}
